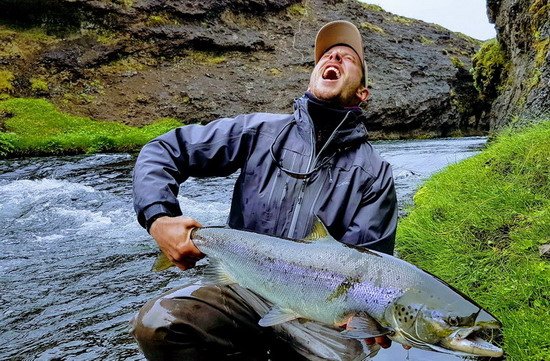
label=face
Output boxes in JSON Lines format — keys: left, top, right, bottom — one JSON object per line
{"left": 308, "top": 45, "right": 369, "bottom": 107}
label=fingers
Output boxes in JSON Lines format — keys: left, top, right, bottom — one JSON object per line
{"left": 150, "top": 216, "right": 205, "bottom": 271}
{"left": 174, "top": 258, "right": 197, "bottom": 271}
{"left": 375, "top": 336, "right": 391, "bottom": 349}
{"left": 365, "top": 336, "right": 391, "bottom": 349}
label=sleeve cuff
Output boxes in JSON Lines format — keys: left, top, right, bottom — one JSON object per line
{"left": 143, "top": 204, "right": 173, "bottom": 233}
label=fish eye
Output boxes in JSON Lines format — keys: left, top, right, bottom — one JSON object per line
{"left": 446, "top": 316, "right": 460, "bottom": 327}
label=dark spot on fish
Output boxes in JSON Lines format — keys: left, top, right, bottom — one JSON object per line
{"left": 401, "top": 307, "right": 405, "bottom": 312}
{"left": 326, "top": 276, "right": 360, "bottom": 302}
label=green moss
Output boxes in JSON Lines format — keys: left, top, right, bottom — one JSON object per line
{"left": 391, "top": 15, "right": 414, "bottom": 25}
{"left": 0, "top": 26, "right": 54, "bottom": 43}
{"left": 185, "top": 50, "right": 226, "bottom": 65}
{"left": 450, "top": 56, "right": 465, "bottom": 69}
{"left": 529, "top": 0, "right": 549, "bottom": 30}
{"left": 287, "top": 3, "right": 308, "bottom": 17}
{"left": 146, "top": 14, "right": 179, "bottom": 26}
{"left": 99, "top": 57, "right": 146, "bottom": 75}
{"left": 30, "top": 78, "right": 49, "bottom": 94}
{"left": 360, "top": 22, "right": 385, "bottom": 34}
{"left": 0, "top": 98, "right": 182, "bottom": 158}
{"left": 361, "top": 3, "right": 384, "bottom": 12}
{"left": 419, "top": 36, "right": 435, "bottom": 45}
{"left": 269, "top": 68, "right": 282, "bottom": 77}
{"left": 471, "top": 38, "right": 509, "bottom": 100}
{"left": 398, "top": 121, "right": 550, "bottom": 360}
{"left": 533, "top": 38, "right": 549, "bottom": 68}
{"left": 0, "top": 70, "right": 14, "bottom": 93}
{"left": 0, "top": 25, "right": 57, "bottom": 59}
{"left": 93, "top": 29, "right": 121, "bottom": 46}
{"left": 527, "top": 68, "right": 542, "bottom": 89}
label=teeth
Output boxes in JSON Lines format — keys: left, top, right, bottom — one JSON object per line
{"left": 323, "top": 66, "right": 341, "bottom": 79}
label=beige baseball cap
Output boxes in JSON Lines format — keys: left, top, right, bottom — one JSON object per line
{"left": 314, "top": 20, "right": 368, "bottom": 87}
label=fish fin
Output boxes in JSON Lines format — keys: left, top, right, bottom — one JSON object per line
{"left": 202, "top": 259, "right": 237, "bottom": 285}
{"left": 357, "top": 340, "right": 381, "bottom": 360}
{"left": 340, "top": 313, "right": 391, "bottom": 339}
{"left": 151, "top": 252, "right": 175, "bottom": 272}
{"left": 258, "top": 306, "right": 301, "bottom": 327}
{"left": 304, "top": 216, "right": 337, "bottom": 242}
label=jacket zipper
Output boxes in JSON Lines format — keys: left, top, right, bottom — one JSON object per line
{"left": 287, "top": 113, "right": 317, "bottom": 238}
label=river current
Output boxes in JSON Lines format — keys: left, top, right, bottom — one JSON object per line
{"left": 0, "top": 137, "right": 486, "bottom": 361}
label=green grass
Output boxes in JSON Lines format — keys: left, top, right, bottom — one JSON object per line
{"left": 397, "top": 120, "right": 550, "bottom": 360}
{"left": 0, "top": 98, "right": 181, "bottom": 158}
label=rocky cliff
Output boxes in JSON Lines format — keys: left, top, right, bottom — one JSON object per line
{"left": 486, "top": 0, "right": 549, "bottom": 129}
{"left": 0, "top": 0, "right": 487, "bottom": 138}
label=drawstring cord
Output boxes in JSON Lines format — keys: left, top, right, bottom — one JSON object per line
{"left": 269, "top": 111, "right": 352, "bottom": 180}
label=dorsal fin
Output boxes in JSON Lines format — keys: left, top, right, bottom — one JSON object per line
{"left": 304, "top": 216, "right": 335, "bottom": 242}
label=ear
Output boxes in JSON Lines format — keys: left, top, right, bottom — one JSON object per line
{"left": 356, "top": 86, "right": 369, "bottom": 103}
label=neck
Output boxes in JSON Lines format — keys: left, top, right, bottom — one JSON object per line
{"left": 304, "top": 92, "right": 363, "bottom": 150}
{"left": 305, "top": 92, "right": 361, "bottom": 126}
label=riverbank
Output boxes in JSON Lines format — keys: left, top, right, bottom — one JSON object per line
{"left": 0, "top": 98, "right": 180, "bottom": 158}
{"left": 396, "top": 121, "right": 550, "bottom": 360}
{"left": 0, "top": 97, "right": 489, "bottom": 159}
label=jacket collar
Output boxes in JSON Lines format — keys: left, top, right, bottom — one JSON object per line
{"left": 293, "top": 94, "right": 368, "bottom": 148}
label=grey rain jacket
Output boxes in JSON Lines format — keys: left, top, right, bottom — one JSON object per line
{"left": 133, "top": 95, "right": 397, "bottom": 254}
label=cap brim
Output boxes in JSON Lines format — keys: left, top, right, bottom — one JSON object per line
{"left": 314, "top": 20, "right": 364, "bottom": 64}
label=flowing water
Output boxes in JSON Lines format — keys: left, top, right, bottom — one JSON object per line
{"left": 0, "top": 137, "right": 486, "bottom": 361}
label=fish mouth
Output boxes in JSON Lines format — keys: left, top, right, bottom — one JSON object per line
{"left": 441, "top": 324, "right": 503, "bottom": 358}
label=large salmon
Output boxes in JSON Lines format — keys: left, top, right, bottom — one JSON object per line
{"left": 154, "top": 221, "right": 503, "bottom": 358}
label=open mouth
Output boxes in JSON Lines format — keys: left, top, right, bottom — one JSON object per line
{"left": 443, "top": 325, "right": 503, "bottom": 358}
{"left": 322, "top": 66, "right": 341, "bottom": 80}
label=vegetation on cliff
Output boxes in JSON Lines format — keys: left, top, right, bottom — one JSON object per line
{"left": 471, "top": 38, "right": 509, "bottom": 103}
{"left": 397, "top": 121, "right": 550, "bottom": 360}
{"left": 0, "top": 98, "right": 180, "bottom": 158}
{"left": 486, "top": 0, "right": 549, "bottom": 128}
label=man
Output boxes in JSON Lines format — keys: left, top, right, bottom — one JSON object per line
{"left": 132, "top": 20, "right": 399, "bottom": 360}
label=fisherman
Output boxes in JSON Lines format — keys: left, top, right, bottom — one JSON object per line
{"left": 132, "top": 20, "right": 399, "bottom": 360}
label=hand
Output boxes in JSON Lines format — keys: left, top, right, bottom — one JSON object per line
{"left": 365, "top": 336, "right": 412, "bottom": 350}
{"left": 149, "top": 216, "right": 204, "bottom": 270}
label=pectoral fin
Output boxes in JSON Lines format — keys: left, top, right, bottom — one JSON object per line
{"left": 258, "top": 306, "right": 301, "bottom": 327}
{"left": 340, "top": 312, "right": 391, "bottom": 339}
{"left": 202, "top": 259, "right": 237, "bottom": 285}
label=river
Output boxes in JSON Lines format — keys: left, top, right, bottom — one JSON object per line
{"left": 0, "top": 137, "right": 486, "bottom": 361}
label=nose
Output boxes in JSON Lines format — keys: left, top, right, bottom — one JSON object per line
{"left": 328, "top": 50, "right": 342, "bottom": 62}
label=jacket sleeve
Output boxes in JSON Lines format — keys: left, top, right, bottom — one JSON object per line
{"left": 132, "top": 115, "right": 253, "bottom": 230}
{"left": 340, "top": 161, "right": 398, "bottom": 255}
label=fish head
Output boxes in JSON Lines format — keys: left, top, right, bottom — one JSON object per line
{"left": 385, "top": 289, "right": 503, "bottom": 358}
